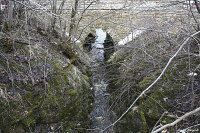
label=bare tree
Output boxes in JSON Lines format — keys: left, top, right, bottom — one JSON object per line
{"left": 48, "top": 0, "right": 66, "bottom": 32}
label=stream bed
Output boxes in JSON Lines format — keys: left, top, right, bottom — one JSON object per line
{"left": 89, "top": 29, "right": 114, "bottom": 133}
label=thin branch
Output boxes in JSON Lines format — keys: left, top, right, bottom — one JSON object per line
{"left": 179, "top": 123, "right": 200, "bottom": 132}
{"left": 152, "top": 107, "right": 200, "bottom": 133}
{"left": 101, "top": 31, "right": 200, "bottom": 132}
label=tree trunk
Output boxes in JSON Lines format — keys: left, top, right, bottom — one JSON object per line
{"left": 7, "top": 0, "right": 13, "bottom": 29}
{"left": 69, "top": 0, "right": 79, "bottom": 46}
{"left": 51, "top": 0, "right": 57, "bottom": 31}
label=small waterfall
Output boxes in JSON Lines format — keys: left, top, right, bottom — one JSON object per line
{"left": 90, "top": 29, "right": 114, "bottom": 133}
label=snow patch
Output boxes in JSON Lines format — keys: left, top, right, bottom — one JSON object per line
{"left": 65, "top": 32, "right": 80, "bottom": 43}
{"left": 118, "top": 29, "right": 145, "bottom": 45}
{"left": 130, "top": 1, "right": 159, "bottom": 10}
{"left": 187, "top": 72, "right": 197, "bottom": 77}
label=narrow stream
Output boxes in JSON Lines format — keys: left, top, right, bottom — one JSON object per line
{"left": 90, "top": 29, "right": 114, "bottom": 133}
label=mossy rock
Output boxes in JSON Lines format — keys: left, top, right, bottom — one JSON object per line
{"left": 59, "top": 40, "right": 77, "bottom": 59}
{"left": 37, "top": 27, "right": 47, "bottom": 36}
{"left": 117, "top": 108, "right": 147, "bottom": 133}
{"left": 0, "top": 38, "right": 14, "bottom": 53}
{"left": 0, "top": 17, "right": 94, "bottom": 132}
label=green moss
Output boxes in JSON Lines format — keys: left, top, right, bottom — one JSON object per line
{"left": 59, "top": 40, "right": 77, "bottom": 59}
{"left": 119, "top": 110, "right": 145, "bottom": 132}
{"left": 44, "top": 56, "right": 92, "bottom": 131}
{"left": 162, "top": 117, "right": 173, "bottom": 124}
{"left": 0, "top": 38, "right": 14, "bottom": 53}
{"left": 0, "top": 25, "right": 93, "bottom": 132}
{"left": 0, "top": 83, "right": 8, "bottom": 88}
{"left": 137, "top": 65, "right": 143, "bottom": 71}
{"left": 22, "top": 117, "right": 36, "bottom": 127}
{"left": 39, "top": 110, "right": 48, "bottom": 118}
{"left": 140, "top": 111, "right": 147, "bottom": 133}
{"left": 138, "top": 77, "right": 152, "bottom": 88}
{"left": 68, "top": 88, "right": 79, "bottom": 96}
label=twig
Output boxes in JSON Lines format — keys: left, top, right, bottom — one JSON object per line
{"left": 179, "top": 123, "right": 200, "bottom": 132}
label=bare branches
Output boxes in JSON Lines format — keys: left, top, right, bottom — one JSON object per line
{"left": 152, "top": 107, "right": 200, "bottom": 133}
{"left": 101, "top": 31, "right": 200, "bottom": 132}
{"left": 13, "top": 0, "right": 62, "bottom": 17}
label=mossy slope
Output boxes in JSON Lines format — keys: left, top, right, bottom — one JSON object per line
{"left": 0, "top": 20, "right": 93, "bottom": 133}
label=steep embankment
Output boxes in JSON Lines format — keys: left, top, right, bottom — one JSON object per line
{"left": 0, "top": 18, "right": 93, "bottom": 132}
{"left": 106, "top": 27, "right": 200, "bottom": 132}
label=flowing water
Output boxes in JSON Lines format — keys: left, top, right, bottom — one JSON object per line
{"left": 90, "top": 29, "right": 114, "bottom": 133}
